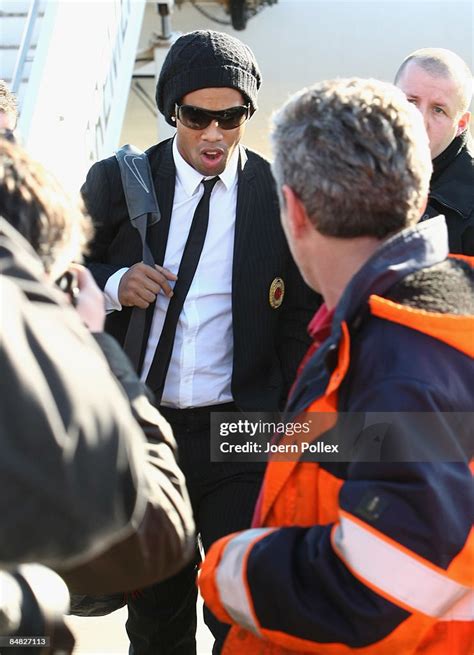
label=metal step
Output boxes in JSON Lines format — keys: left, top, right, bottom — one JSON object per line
{"left": 0, "top": 11, "right": 44, "bottom": 17}
{"left": 0, "top": 14, "right": 43, "bottom": 46}
{"left": 0, "top": 45, "right": 37, "bottom": 49}
{"left": 0, "top": 1, "right": 43, "bottom": 12}
{"left": 0, "top": 0, "right": 45, "bottom": 92}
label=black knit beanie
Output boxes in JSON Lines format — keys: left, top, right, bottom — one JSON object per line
{"left": 156, "top": 30, "right": 261, "bottom": 126}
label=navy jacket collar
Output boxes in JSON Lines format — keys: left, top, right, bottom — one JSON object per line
{"left": 333, "top": 215, "right": 449, "bottom": 328}
{"left": 287, "top": 216, "right": 449, "bottom": 414}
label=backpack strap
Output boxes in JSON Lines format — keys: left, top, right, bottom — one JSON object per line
{"left": 115, "top": 144, "right": 160, "bottom": 266}
{"left": 115, "top": 144, "right": 160, "bottom": 370}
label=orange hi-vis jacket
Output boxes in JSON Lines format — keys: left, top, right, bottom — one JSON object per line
{"left": 200, "top": 217, "right": 474, "bottom": 655}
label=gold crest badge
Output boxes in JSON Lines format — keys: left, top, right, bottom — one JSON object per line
{"left": 269, "top": 277, "right": 285, "bottom": 309}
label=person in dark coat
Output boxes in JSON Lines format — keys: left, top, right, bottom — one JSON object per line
{"left": 395, "top": 47, "right": 474, "bottom": 254}
{"left": 0, "top": 139, "right": 195, "bottom": 651}
{"left": 82, "top": 29, "right": 319, "bottom": 655}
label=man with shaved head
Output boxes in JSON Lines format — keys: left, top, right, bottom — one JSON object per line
{"left": 395, "top": 48, "right": 474, "bottom": 254}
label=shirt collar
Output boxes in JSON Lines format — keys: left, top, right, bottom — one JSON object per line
{"left": 308, "top": 303, "right": 334, "bottom": 341}
{"left": 172, "top": 137, "right": 239, "bottom": 196}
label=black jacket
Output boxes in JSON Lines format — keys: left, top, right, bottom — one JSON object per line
{"left": 0, "top": 220, "right": 195, "bottom": 594}
{"left": 82, "top": 139, "right": 320, "bottom": 411}
{"left": 423, "top": 131, "right": 474, "bottom": 254}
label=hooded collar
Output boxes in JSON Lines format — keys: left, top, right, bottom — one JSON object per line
{"left": 332, "top": 215, "right": 449, "bottom": 329}
{"left": 286, "top": 216, "right": 449, "bottom": 414}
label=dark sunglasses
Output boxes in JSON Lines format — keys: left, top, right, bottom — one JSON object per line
{"left": 174, "top": 103, "right": 250, "bottom": 130}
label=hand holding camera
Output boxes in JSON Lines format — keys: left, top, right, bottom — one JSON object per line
{"left": 57, "top": 265, "right": 105, "bottom": 333}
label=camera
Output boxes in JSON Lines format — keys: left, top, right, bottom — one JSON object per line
{"left": 55, "top": 270, "right": 79, "bottom": 306}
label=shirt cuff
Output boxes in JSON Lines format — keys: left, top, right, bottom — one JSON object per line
{"left": 104, "top": 267, "right": 129, "bottom": 312}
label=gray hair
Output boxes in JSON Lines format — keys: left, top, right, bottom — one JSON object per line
{"left": 395, "top": 48, "right": 473, "bottom": 113}
{"left": 271, "top": 78, "right": 432, "bottom": 239}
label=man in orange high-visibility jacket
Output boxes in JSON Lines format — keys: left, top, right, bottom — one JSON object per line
{"left": 199, "top": 78, "right": 474, "bottom": 655}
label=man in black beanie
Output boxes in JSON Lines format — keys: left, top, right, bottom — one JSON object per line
{"left": 82, "top": 30, "right": 319, "bottom": 655}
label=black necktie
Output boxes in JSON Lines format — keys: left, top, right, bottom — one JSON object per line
{"left": 146, "top": 176, "right": 220, "bottom": 402}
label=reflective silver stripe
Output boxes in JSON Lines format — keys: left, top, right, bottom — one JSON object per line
{"left": 215, "top": 528, "right": 275, "bottom": 635}
{"left": 333, "top": 515, "right": 471, "bottom": 618}
{"left": 439, "top": 589, "right": 474, "bottom": 621}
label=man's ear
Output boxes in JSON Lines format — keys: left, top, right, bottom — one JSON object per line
{"left": 456, "top": 110, "right": 471, "bottom": 136}
{"left": 282, "top": 185, "right": 310, "bottom": 237}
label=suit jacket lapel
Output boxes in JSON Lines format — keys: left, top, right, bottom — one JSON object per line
{"left": 139, "top": 139, "right": 176, "bottom": 371}
{"left": 233, "top": 145, "right": 255, "bottom": 287}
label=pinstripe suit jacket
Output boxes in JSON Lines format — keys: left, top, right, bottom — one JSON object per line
{"left": 82, "top": 138, "right": 320, "bottom": 411}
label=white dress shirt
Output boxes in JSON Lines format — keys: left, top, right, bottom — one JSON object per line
{"left": 104, "top": 138, "right": 238, "bottom": 408}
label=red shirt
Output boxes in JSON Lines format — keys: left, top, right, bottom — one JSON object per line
{"left": 296, "top": 303, "right": 335, "bottom": 378}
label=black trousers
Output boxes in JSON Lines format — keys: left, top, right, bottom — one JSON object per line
{"left": 126, "top": 403, "right": 264, "bottom": 655}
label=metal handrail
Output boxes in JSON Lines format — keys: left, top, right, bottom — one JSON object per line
{"left": 11, "top": 0, "right": 41, "bottom": 94}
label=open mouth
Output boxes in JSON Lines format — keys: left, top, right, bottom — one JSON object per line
{"left": 201, "top": 149, "right": 224, "bottom": 167}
